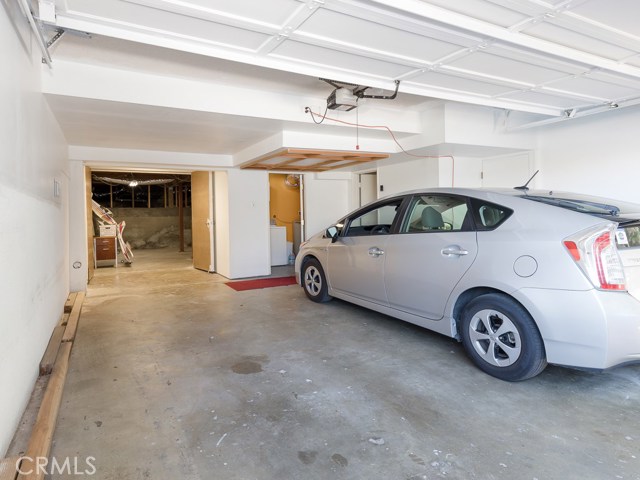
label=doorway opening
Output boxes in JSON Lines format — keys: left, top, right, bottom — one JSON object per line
{"left": 89, "top": 170, "right": 193, "bottom": 279}
{"left": 268, "top": 173, "right": 303, "bottom": 267}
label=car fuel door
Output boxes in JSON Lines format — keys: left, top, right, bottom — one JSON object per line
{"left": 384, "top": 194, "right": 478, "bottom": 320}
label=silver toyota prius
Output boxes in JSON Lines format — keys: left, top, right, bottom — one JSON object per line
{"left": 294, "top": 187, "right": 640, "bottom": 381}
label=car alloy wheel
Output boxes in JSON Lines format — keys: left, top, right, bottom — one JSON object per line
{"left": 304, "top": 265, "right": 322, "bottom": 297}
{"left": 460, "top": 293, "right": 546, "bottom": 381}
{"left": 301, "top": 258, "right": 331, "bottom": 303}
{"left": 468, "top": 309, "right": 522, "bottom": 367}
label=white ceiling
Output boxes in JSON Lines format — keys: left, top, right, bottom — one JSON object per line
{"left": 38, "top": 0, "right": 640, "bottom": 157}
{"left": 45, "top": 34, "right": 426, "bottom": 155}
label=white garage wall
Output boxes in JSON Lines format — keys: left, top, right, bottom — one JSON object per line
{"left": 377, "top": 158, "right": 439, "bottom": 196}
{"left": 0, "top": 4, "right": 69, "bottom": 456}
{"left": 441, "top": 156, "right": 483, "bottom": 188}
{"left": 445, "top": 103, "right": 535, "bottom": 150}
{"left": 536, "top": 107, "right": 640, "bottom": 203}
{"left": 303, "top": 172, "right": 352, "bottom": 237}
{"left": 68, "top": 161, "right": 88, "bottom": 291}
{"left": 480, "top": 152, "right": 533, "bottom": 188}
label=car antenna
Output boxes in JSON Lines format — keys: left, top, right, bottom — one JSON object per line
{"left": 514, "top": 170, "right": 539, "bottom": 192}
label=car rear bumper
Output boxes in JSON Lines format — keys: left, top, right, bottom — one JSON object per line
{"left": 515, "top": 288, "right": 640, "bottom": 370}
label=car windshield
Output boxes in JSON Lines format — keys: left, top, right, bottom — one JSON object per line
{"left": 522, "top": 191, "right": 640, "bottom": 218}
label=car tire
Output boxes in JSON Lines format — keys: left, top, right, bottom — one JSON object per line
{"left": 460, "top": 293, "right": 547, "bottom": 381}
{"left": 301, "top": 259, "right": 332, "bottom": 303}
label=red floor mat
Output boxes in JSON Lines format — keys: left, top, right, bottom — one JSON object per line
{"left": 225, "top": 276, "right": 297, "bottom": 291}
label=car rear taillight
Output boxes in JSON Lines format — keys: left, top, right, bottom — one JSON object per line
{"left": 563, "top": 225, "right": 626, "bottom": 291}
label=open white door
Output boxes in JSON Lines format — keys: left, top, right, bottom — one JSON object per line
{"left": 298, "top": 175, "right": 305, "bottom": 244}
{"left": 359, "top": 172, "right": 377, "bottom": 207}
{"left": 191, "top": 171, "right": 215, "bottom": 272}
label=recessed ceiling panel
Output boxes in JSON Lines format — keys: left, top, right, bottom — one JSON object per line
{"left": 270, "top": 41, "right": 412, "bottom": 79}
{"left": 78, "top": 0, "right": 271, "bottom": 50}
{"left": 488, "top": 44, "right": 586, "bottom": 76}
{"left": 545, "top": 76, "right": 640, "bottom": 101}
{"left": 626, "top": 56, "right": 640, "bottom": 68}
{"left": 422, "top": 0, "right": 530, "bottom": 28}
{"left": 587, "top": 71, "right": 640, "bottom": 91}
{"left": 447, "top": 50, "right": 570, "bottom": 85}
{"left": 297, "top": 9, "right": 467, "bottom": 63}
{"left": 289, "top": 157, "right": 325, "bottom": 167}
{"left": 159, "top": 19, "right": 269, "bottom": 50}
{"left": 524, "top": 22, "right": 636, "bottom": 61}
{"left": 410, "top": 71, "right": 514, "bottom": 96}
{"left": 164, "top": 0, "right": 301, "bottom": 27}
{"left": 569, "top": 0, "right": 640, "bottom": 37}
{"left": 501, "top": 90, "right": 583, "bottom": 109}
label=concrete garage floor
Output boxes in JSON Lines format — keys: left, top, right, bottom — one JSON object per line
{"left": 48, "top": 248, "right": 640, "bottom": 480}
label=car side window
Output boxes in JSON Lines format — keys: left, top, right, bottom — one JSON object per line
{"left": 400, "top": 195, "right": 470, "bottom": 233}
{"left": 470, "top": 198, "right": 513, "bottom": 230}
{"left": 344, "top": 199, "right": 403, "bottom": 237}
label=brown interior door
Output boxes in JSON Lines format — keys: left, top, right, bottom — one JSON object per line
{"left": 191, "top": 171, "right": 214, "bottom": 272}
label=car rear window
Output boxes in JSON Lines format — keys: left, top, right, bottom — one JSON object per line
{"left": 618, "top": 226, "right": 640, "bottom": 248}
{"left": 469, "top": 198, "right": 513, "bottom": 230}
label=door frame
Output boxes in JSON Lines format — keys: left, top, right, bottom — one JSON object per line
{"left": 351, "top": 169, "right": 378, "bottom": 211}
{"left": 267, "top": 172, "right": 305, "bottom": 256}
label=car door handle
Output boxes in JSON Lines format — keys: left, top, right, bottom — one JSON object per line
{"left": 368, "top": 247, "right": 385, "bottom": 257}
{"left": 441, "top": 246, "right": 469, "bottom": 256}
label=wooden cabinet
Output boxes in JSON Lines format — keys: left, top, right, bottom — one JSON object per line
{"left": 94, "top": 236, "right": 117, "bottom": 268}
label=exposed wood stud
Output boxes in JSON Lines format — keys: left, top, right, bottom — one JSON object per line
{"left": 62, "top": 291, "right": 86, "bottom": 343}
{"left": 0, "top": 456, "right": 20, "bottom": 480}
{"left": 17, "top": 342, "right": 73, "bottom": 480}
{"left": 63, "top": 293, "right": 78, "bottom": 314}
{"left": 241, "top": 148, "right": 388, "bottom": 172}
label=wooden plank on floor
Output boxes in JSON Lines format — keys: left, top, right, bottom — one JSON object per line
{"left": 60, "top": 313, "right": 69, "bottom": 327}
{"left": 62, "top": 291, "right": 85, "bottom": 343}
{"left": 39, "top": 321, "right": 66, "bottom": 376}
{"left": 17, "top": 342, "right": 72, "bottom": 480}
{"left": 63, "top": 292, "right": 77, "bottom": 314}
{"left": 0, "top": 457, "right": 19, "bottom": 480}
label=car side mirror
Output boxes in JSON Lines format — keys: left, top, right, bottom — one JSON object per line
{"left": 326, "top": 226, "right": 339, "bottom": 243}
